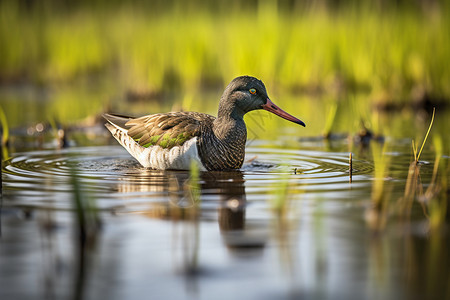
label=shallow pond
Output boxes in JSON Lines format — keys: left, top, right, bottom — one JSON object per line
{"left": 1, "top": 84, "right": 450, "bottom": 299}
{"left": 1, "top": 130, "right": 449, "bottom": 299}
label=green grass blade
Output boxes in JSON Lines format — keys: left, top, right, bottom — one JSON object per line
{"left": 0, "top": 106, "right": 9, "bottom": 145}
{"left": 416, "top": 107, "right": 436, "bottom": 162}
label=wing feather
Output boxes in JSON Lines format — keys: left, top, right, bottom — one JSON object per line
{"left": 119, "top": 112, "right": 215, "bottom": 149}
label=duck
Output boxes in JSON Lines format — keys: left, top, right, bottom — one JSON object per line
{"left": 104, "top": 76, "right": 305, "bottom": 171}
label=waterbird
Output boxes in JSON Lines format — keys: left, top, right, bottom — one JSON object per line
{"left": 104, "top": 76, "right": 305, "bottom": 171}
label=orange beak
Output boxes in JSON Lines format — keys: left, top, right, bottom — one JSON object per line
{"left": 262, "top": 98, "right": 306, "bottom": 127}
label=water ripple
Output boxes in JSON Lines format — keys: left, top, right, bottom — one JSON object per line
{"left": 3, "top": 146, "right": 376, "bottom": 210}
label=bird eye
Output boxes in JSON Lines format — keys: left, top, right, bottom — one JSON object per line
{"left": 249, "top": 88, "right": 256, "bottom": 94}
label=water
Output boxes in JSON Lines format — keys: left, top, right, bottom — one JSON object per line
{"left": 1, "top": 136, "right": 448, "bottom": 300}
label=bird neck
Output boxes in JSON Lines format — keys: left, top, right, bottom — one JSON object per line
{"left": 213, "top": 114, "right": 246, "bottom": 141}
{"left": 217, "top": 91, "right": 247, "bottom": 119}
{"left": 197, "top": 115, "right": 247, "bottom": 171}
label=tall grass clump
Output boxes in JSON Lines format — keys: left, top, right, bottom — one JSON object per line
{"left": 70, "top": 166, "right": 101, "bottom": 246}
{"left": 270, "top": 167, "right": 302, "bottom": 232}
{"left": 168, "top": 160, "right": 202, "bottom": 221}
{"left": 322, "top": 101, "right": 338, "bottom": 138}
{"left": 366, "top": 143, "right": 391, "bottom": 231}
{"left": 397, "top": 108, "right": 436, "bottom": 221}
{"left": 186, "top": 159, "right": 201, "bottom": 206}
{"left": 423, "top": 135, "right": 448, "bottom": 231}
{"left": 0, "top": 1, "right": 449, "bottom": 101}
{"left": 412, "top": 108, "right": 435, "bottom": 164}
{"left": 270, "top": 170, "right": 292, "bottom": 219}
{"left": 0, "top": 106, "right": 10, "bottom": 160}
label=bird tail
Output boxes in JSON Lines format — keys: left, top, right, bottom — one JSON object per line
{"left": 103, "top": 113, "right": 133, "bottom": 132}
{"left": 103, "top": 113, "right": 150, "bottom": 166}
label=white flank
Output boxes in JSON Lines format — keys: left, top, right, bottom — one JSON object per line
{"left": 105, "top": 123, "right": 206, "bottom": 171}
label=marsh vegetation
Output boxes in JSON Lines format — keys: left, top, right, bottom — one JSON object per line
{"left": 1, "top": 0, "right": 449, "bottom": 299}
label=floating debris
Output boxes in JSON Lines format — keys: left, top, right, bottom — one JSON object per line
{"left": 354, "top": 119, "right": 384, "bottom": 147}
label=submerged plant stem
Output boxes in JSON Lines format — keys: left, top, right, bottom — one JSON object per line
{"left": 349, "top": 152, "right": 353, "bottom": 183}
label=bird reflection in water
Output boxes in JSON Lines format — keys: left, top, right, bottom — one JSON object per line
{"left": 114, "top": 168, "right": 268, "bottom": 295}
{"left": 204, "top": 172, "right": 267, "bottom": 250}
{"left": 116, "top": 168, "right": 268, "bottom": 250}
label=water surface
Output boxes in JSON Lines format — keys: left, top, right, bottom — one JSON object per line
{"left": 1, "top": 137, "right": 448, "bottom": 300}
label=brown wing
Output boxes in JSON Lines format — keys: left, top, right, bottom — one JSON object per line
{"left": 125, "top": 112, "right": 215, "bottom": 149}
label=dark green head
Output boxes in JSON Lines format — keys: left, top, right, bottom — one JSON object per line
{"left": 218, "top": 76, "right": 305, "bottom": 127}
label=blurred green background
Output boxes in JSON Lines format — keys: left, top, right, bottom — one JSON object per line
{"left": 0, "top": 0, "right": 449, "bottom": 140}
